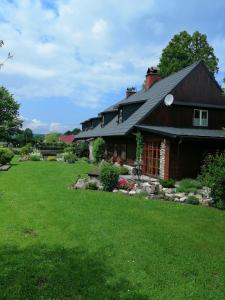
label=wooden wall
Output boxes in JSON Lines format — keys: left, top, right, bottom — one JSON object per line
{"left": 144, "top": 104, "right": 225, "bottom": 129}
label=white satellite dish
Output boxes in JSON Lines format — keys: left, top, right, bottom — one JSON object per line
{"left": 164, "top": 94, "right": 174, "bottom": 106}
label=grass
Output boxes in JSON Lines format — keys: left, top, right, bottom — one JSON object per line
{"left": 176, "top": 178, "right": 203, "bottom": 193}
{"left": 0, "top": 158, "right": 225, "bottom": 299}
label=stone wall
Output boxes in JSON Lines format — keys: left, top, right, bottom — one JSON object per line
{"left": 159, "top": 139, "right": 166, "bottom": 179}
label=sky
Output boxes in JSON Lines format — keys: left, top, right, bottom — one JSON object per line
{"left": 0, "top": 0, "right": 225, "bottom": 133}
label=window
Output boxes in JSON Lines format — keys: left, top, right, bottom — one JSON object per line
{"left": 118, "top": 108, "right": 123, "bottom": 124}
{"left": 193, "top": 109, "right": 208, "bottom": 127}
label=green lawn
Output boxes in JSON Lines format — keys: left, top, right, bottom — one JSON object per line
{"left": 0, "top": 159, "right": 225, "bottom": 299}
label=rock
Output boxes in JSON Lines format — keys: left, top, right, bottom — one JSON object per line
{"left": 74, "top": 178, "right": 88, "bottom": 189}
{"left": 165, "top": 193, "right": 174, "bottom": 199}
{"left": 129, "top": 190, "right": 136, "bottom": 196}
{"left": 180, "top": 196, "right": 188, "bottom": 203}
{"left": 119, "top": 189, "right": 129, "bottom": 194}
{"left": 113, "top": 189, "right": 118, "bottom": 193}
{"left": 135, "top": 189, "right": 142, "bottom": 194}
{"left": 0, "top": 164, "right": 11, "bottom": 171}
{"left": 174, "top": 193, "right": 186, "bottom": 198}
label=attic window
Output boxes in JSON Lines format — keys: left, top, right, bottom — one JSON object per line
{"left": 193, "top": 109, "right": 208, "bottom": 127}
{"left": 118, "top": 108, "right": 123, "bottom": 124}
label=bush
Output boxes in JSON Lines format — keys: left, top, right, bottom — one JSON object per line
{"left": 21, "top": 143, "right": 33, "bottom": 155}
{"left": 92, "top": 138, "right": 105, "bottom": 163}
{"left": 198, "top": 152, "right": 225, "bottom": 188}
{"left": 159, "top": 178, "right": 175, "bottom": 188}
{"left": 100, "top": 162, "right": 119, "bottom": 191}
{"left": 0, "top": 148, "right": 14, "bottom": 165}
{"left": 186, "top": 196, "right": 200, "bottom": 205}
{"left": 74, "top": 141, "right": 89, "bottom": 158}
{"left": 117, "top": 166, "right": 129, "bottom": 175}
{"left": 47, "top": 156, "right": 57, "bottom": 161}
{"left": 63, "top": 152, "right": 77, "bottom": 164}
{"left": 29, "top": 150, "right": 42, "bottom": 161}
{"left": 177, "top": 178, "right": 202, "bottom": 193}
{"left": 86, "top": 182, "right": 98, "bottom": 190}
{"left": 12, "top": 148, "right": 21, "bottom": 155}
{"left": 211, "top": 173, "right": 225, "bottom": 210}
{"left": 198, "top": 152, "right": 225, "bottom": 210}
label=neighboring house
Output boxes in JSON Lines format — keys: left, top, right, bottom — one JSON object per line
{"left": 59, "top": 135, "right": 76, "bottom": 144}
{"left": 77, "top": 61, "right": 225, "bottom": 179}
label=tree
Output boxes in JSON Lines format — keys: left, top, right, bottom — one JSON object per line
{"left": 44, "top": 132, "right": 60, "bottom": 144}
{"left": 158, "top": 31, "right": 219, "bottom": 77}
{"left": 24, "top": 128, "right": 33, "bottom": 144}
{"left": 64, "top": 128, "right": 81, "bottom": 135}
{"left": 0, "top": 86, "right": 21, "bottom": 141}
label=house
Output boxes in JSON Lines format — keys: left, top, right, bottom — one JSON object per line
{"left": 77, "top": 61, "right": 225, "bottom": 180}
{"left": 59, "top": 134, "right": 76, "bottom": 144}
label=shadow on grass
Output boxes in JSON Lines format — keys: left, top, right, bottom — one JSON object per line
{"left": 0, "top": 245, "right": 148, "bottom": 299}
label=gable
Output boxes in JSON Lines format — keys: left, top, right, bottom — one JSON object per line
{"left": 172, "top": 62, "right": 225, "bottom": 106}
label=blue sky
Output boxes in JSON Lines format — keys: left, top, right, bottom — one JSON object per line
{"left": 0, "top": 0, "right": 225, "bottom": 133}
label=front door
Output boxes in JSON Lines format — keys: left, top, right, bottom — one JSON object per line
{"left": 143, "top": 141, "right": 160, "bottom": 177}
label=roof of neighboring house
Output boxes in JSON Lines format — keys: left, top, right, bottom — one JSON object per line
{"left": 77, "top": 61, "right": 204, "bottom": 139}
{"left": 135, "top": 125, "right": 225, "bottom": 139}
{"left": 59, "top": 135, "right": 76, "bottom": 144}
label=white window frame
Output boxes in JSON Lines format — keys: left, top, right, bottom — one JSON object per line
{"left": 193, "top": 109, "right": 208, "bottom": 127}
{"left": 118, "top": 108, "right": 123, "bottom": 124}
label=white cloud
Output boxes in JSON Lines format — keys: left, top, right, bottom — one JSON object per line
{"left": 23, "top": 118, "right": 68, "bottom": 133}
{"left": 92, "top": 19, "right": 108, "bottom": 39}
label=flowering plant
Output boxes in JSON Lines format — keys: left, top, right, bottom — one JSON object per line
{"left": 117, "top": 178, "right": 135, "bottom": 190}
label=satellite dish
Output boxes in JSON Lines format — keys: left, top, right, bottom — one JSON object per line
{"left": 164, "top": 94, "right": 174, "bottom": 106}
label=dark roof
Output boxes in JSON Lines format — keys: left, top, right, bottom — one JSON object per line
{"left": 136, "top": 125, "right": 225, "bottom": 139}
{"left": 77, "top": 61, "right": 201, "bottom": 139}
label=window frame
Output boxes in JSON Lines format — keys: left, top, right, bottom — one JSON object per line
{"left": 118, "top": 108, "right": 123, "bottom": 124}
{"left": 193, "top": 109, "right": 208, "bottom": 127}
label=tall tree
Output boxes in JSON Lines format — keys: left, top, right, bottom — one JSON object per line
{"left": 44, "top": 132, "right": 60, "bottom": 144}
{"left": 0, "top": 86, "right": 21, "bottom": 141}
{"left": 158, "top": 31, "right": 219, "bottom": 77}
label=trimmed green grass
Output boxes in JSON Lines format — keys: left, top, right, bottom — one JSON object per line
{"left": 0, "top": 159, "right": 225, "bottom": 299}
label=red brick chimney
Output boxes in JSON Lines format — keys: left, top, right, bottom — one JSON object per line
{"left": 126, "top": 87, "right": 136, "bottom": 98}
{"left": 145, "top": 67, "right": 160, "bottom": 90}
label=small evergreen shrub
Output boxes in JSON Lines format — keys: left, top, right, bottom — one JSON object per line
{"left": 100, "top": 162, "right": 119, "bottom": 191}
{"left": 186, "top": 196, "right": 200, "bottom": 205}
{"left": 21, "top": 143, "right": 33, "bottom": 155}
{"left": 159, "top": 178, "right": 175, "bottom": 188}
{"left": 177, "top": 178, "right": 202, "bottom": 193}
{"left": 117, "top": 166, "right": 129, "bottom": 175}
{"left": 198, "top": 152, "right": 225, "bottom": 210}
{"left": 211, "top": 174, "right": 225, "bottom": 210}
{"left": 74, "top": 141, "right": 89, "bottom": 158}
{"left": 0, "top": 148, "right": 14, "bottom": 165}
{"left": 63, "top": 153, "right": 77, "bottom": 164}
{"left": 93, "top": 138, "right": 105, "bottom": 163}
{"left": 86, "top": 182, "right": 98, "bottom": 190}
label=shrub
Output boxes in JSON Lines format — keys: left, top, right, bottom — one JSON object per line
{"left": 100, "top": 162, "right": 119, "bottom": 191}
{"left": 177, "top": 178, "right": 202, "bottom": 193}
{"left": 198, "top": 152, "right": 225, "bottom": 210}
{"left": 92, "top": 138, "right": 105, "bottom": 163}
{"left": 63, "top": 152, "right": 77, "bottom": 164}
{"left": 21, "top": 143, "right": 33, "bottom": 155}
{"left": 211, "top": 173, "right": 225, "bottom": 210}
{"left": 47, "top": 156, "right": 57, "bottom": 161}
{"left": 0, "top": 148, "right": 14, "bottom": 165}
{"left": 12, "top": 148, "right": 21, "bottom": 155}
{"left": 29, "top": 150, "right": 42, "bottom": 161}
{"left": 159, "top": 178, "right": 175, "bottom": 188}
{"left": 74, "top": 141, "right": 89, "bottom": 158}
{"left": 86, "top": 182, "right": 98, "bottom": 190}
{"left": 198, "top": 152, "right": 225, "bottom": 188}
{"left": 186, "top": 196, "right": 200, "bottom": 205}
{"left": 117, "top": 165, "right": 129, "bottom": 175}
